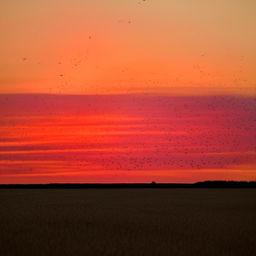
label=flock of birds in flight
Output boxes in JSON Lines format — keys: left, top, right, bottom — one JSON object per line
{"left": 14, "top": 0, "right": 255, "bottom": 172}
{"left": 18, "top": 0, "right": 248, "bottom": 95}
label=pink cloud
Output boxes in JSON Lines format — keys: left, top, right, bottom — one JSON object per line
{"left": 0, "top": 94, "right": 255, "bottom": 183}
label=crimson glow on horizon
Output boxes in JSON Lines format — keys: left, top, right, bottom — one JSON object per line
{"left": 0, "top": 94, "right": 255, "bottom": 183}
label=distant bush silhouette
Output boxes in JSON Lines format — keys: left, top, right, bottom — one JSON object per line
{"left": 195, "top": 180, "right": 256, "bottom": 188}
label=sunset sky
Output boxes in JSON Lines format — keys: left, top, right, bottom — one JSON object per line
{"left": 1, "top": 0, "right": 256, "bottom": 95}
{"left": 0, "top": 0, "right": 255, "bottom": 183}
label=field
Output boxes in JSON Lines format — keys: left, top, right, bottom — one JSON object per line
{"left": 1, "top": 189, "right": 256, "bottom": 256}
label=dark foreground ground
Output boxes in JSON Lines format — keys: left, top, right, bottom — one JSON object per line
{"left": 1, "top": 189, "right": 256, "bottom": 256}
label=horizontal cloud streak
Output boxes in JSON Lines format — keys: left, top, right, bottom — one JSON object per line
{"left": 0, "top": 94, "right": 255, "bottom": 183}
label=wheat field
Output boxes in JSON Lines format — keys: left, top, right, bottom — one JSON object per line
{"left": 1, "top": 189, "right": 256, "bottom": 256}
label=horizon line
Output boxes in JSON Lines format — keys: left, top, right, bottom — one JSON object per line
{"left": 1, "top": 180, "right": 256, "bottom": 185}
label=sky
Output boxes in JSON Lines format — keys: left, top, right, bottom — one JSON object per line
{"left": 1, "top": 0, "right": 256, "bottom": 95}
{"left": 0, "top": 0, "right": 256, "bottom": 183}
{"left": 1, "top": 94, "right": 255, "bottom": 183}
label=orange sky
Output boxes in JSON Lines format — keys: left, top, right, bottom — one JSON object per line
{"left": 1, "top": 0, "right": 256, "bottom": 95}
